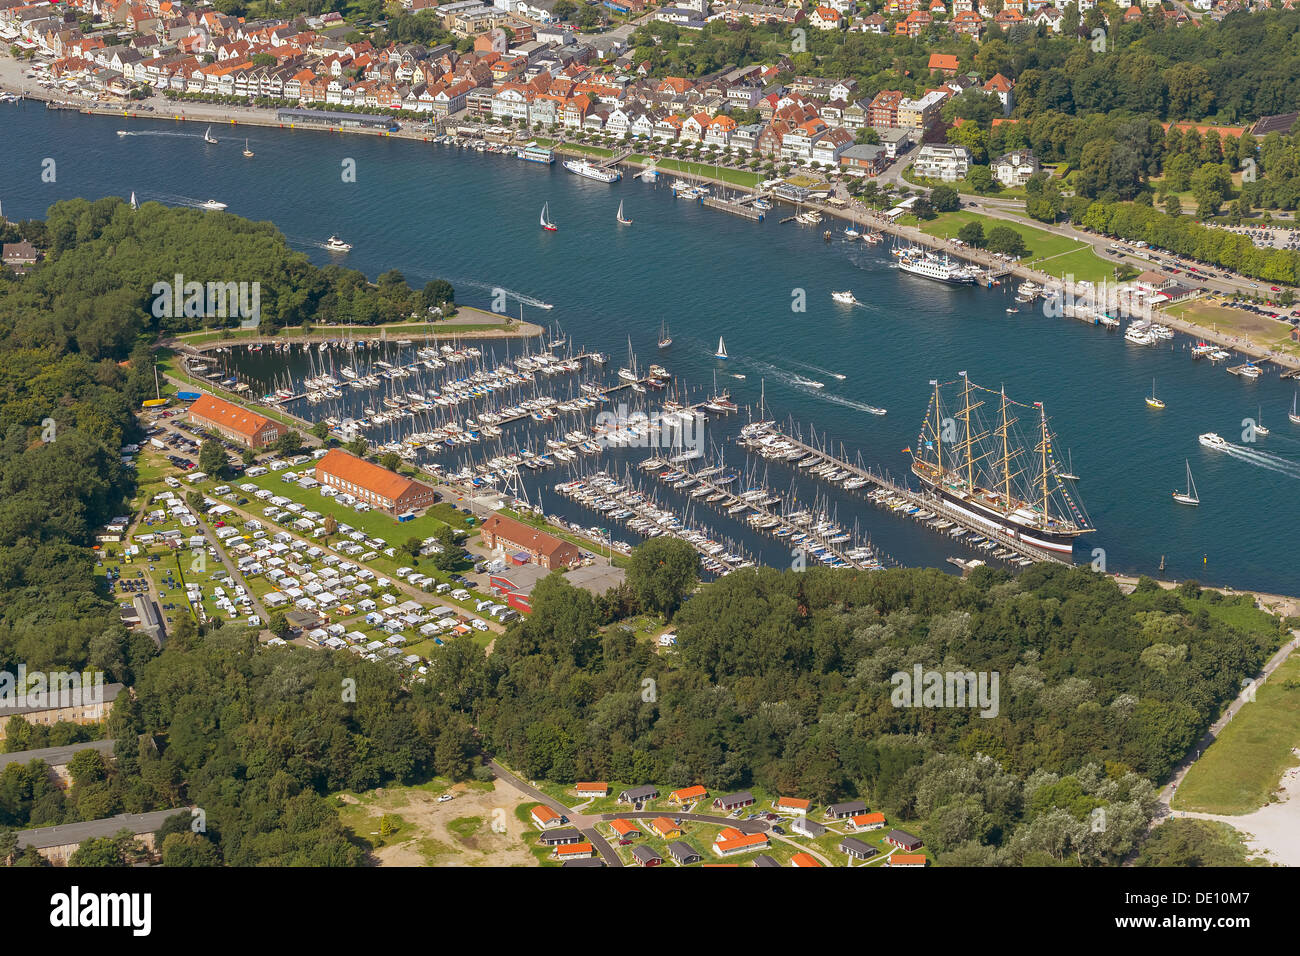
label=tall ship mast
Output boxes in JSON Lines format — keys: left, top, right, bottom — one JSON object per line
{"left": 911, "top": 374, "right": 1092, "bottom": 554}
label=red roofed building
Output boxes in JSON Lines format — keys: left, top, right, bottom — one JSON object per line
{"left": 928, "top": 53, "right": 960, "bottom": 75}
{"left": 670, "top": 785, "right": 708, "bottom": 805}
{"left": 712, "top": 831, "right": 770, "bottom": 857}
{"left": 479, "top": 513, "right": 580, "bottom": 570}
{"left": 790, "top": 851, "right": 822, "bottom": 867}
{"left": 189, "top": 394, "right": 287, "bottom": 448}
{"left": 314, "top": 449, "right": 438, "bottom": 515}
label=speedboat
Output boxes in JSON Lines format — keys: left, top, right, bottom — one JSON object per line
{"left": 1006, "top": 307, "right": 1019, "bottom": 314}
{"left": 325, "top": 235, "right": 352, "bottom": 252}
{"left": 831, "top": 291, "right": 858, "bottom": 305}
{"left": 1198, "top": 432, "right": 1227, "bottom": 449}
{"left": 199, "top": 199, "right": 227, "bottom": 211}
{"left": 116, "top": 130, "right": 127, "bottom": 137}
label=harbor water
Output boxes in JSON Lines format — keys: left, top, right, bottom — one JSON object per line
{"left": 4, "top": 105, "right": 1299, "bottom": 591}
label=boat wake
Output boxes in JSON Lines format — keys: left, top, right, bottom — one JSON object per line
{"left": 453, "top": 278, "right": 553, "bottom": 310}
{"left": 1217, "top": 442, "right": 1300, "bottom": 480}
{"left": 151, "top": 192, "right": 217, "bottom": 209}
{"left": 791, "top": 359, "right": 847, "bottom": 381}
{"left": 116, "top": 130, "right": 205, "bottom": 139}
{"left": 745, "top": 359, "right": 885, "bottom": 414}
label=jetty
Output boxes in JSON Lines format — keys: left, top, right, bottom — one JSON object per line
{"left": 737, "top": 421, "right": 1063, "bottom": 566}
{"left": 702, "top": 195, "right": 765, "bottom": 221}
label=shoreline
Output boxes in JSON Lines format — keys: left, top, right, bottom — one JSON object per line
{"left": 4, "top": 53, "right": 1298, "bottom": 369}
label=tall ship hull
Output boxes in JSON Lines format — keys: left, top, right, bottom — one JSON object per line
{"left": 563, "top": 159, "right": 621, "bottom": 183}
{"left": 911, "top": 466, "right": 1082, "bottom": 554}
{"left": 911, "top": 375, "right": 1092, "bottom": 556}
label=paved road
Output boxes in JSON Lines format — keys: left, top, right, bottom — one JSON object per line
{"left": 488, "top": 760, "right": 622, "bottom": 866}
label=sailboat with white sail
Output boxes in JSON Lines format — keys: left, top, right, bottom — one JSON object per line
{"left": 540, "top": 202, "right": 557, "bottom": 232}
{"left": 616, "top": 200, "right": 632, "bottom": 225}
{"left": 203, "top": 126, "right": 217, "bottom": 144}
{"left": 1145, "top": 378, "right": 1165, "bottom": 409}
{"left": 1172, "top": 460, "right": 1199, "bottom": 506}
{"left": 1255, "top": 404, "right": 1269, "bottom": 436}
{"left": 658, "top": 321, "right": 672, "bottom": 349}
{"left": 714, "top": 336, "right": 728, "bottom": 360}
{"left": 243, "top": 138, "right": 254, "bottom": 158}
{"left": 1290, "top": 391, "right": 1300, "bottom": 425}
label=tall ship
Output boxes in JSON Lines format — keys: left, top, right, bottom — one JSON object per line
{"left": 563, "top": 158, "right": 621, "bottom": 183}
{"left": 894, "top": 246, "right": 977, "bottom": 285}
{"left": 911, "top": 374, "right": 1093, "bottom": 554}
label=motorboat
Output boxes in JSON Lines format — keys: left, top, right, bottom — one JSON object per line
{"left": 832, "top": 290, "right": 859, "bottom": 305}
{"left": 325, "top": 235, "right": 352, "bottom": 252}
{"left": 1198, "top": 432, "right": 1227, "bottom": 449}
{"left": 199, "top": 199, "right": 227, "bottom": 211}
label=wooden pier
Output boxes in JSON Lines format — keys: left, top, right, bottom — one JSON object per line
{"left": 702, "top": 195, "right": 765, "bottom": 221}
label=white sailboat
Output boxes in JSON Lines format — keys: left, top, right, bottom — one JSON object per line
{"left": 657, "top": 321, "right": 672, "bottom": 349}
{"left": 1255, "top": 404, "right": 1269, "bottom": 436}
{"left": 540, "top": 201, "right": 557, "bottom": 232}
{"left": 242, "top": 138, "right": 254, "bottom": 158}
{"left": 129, "top": 191, "right": 137, "bottom": 210}
{"left": 1057, "top": 448, "right": 1079, "bottom": 481}
{"left": 1172, "top": 460, "right": 1199, "bottom": 506}
{"left": 616, "top": 200, "right": 632, "bottom": 225}
{"left": 203, "top": 125, "right": 217, "bottom": 144}
{"left": 714, "top": 336, "right": 728, "bottom": 360}
{"left": 1290, "top": 391, "right": 1300, "bottom": 425}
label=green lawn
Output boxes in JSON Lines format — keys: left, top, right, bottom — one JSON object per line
{"left": 915, "top": 211, "right": 1123, "bottom": 283}
{"left": 1173, "top": 653, "right": 1300, "bottom": 814}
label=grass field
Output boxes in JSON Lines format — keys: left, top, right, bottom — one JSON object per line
{"left": 914, "top": 211, "right": 1124, "bottom": 283}
{"left": 1172, "top": 653, "right": 1300, "bottom": 814}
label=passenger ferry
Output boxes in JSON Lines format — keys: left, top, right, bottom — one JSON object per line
{"left": 895, "top": 246, "right": 977, "bottom": 285}
{"left": 563, "top": 159, "right": 621, "bottom": 183}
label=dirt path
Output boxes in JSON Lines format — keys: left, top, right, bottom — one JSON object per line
{"left": 344, "top": 780, "right": 535, "bottom": 867}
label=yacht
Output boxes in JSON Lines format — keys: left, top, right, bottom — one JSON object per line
{"left": 1145, "top": 378, "right": 1165, "bottom": 409}
{"left": 831, "top": 291, "right": 859, "bottom": 305}
{"left": 714, "top": 336, "right": 728, "bottom": 360}
{"left": 843, "top": 226, "right": 860, "bottom": 240}
{"left": 199, "top": 199, "right": 227, "bottom": 211}
{"left": 1254, "top": 405, "right": 1269, "bottom": 436}
{"left": 203, "top": 126, "right": 217, "bottom": 144}
{"left": 325, "top": 235, "right": 352, "bottom": 252}
{"left": 657, "top": 321, "right": 672, "bottom": 349}
{"left": 1124, "top": 324, "right": 1155, "bottom": 346}
{"left": 242, "top": 138, "right": 254, "bottom": 158}
{"left": 1198, "top": 432, "right": 1227, "bottom": 449}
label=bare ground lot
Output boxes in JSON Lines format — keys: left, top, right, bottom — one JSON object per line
{"left": 335, "top": 779, "right": 537, "bottom": 867}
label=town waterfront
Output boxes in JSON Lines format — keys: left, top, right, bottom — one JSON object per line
{"left": 4, "top": 104, "right": 1299, "bottom": 592}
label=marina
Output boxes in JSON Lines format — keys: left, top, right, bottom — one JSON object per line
{"left": 7, "top": 106, "right": 1300, "bottom": 591}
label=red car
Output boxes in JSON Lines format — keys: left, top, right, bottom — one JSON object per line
{"left": 1271, "top": 286, "right": 1281, "bottom": 292}
{"left": 214, "top": 521, "right": 225, "bottom": 528}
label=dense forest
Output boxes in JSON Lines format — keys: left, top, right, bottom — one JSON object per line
{"left": 448, "top": 560, "right": 1286, "bottom": 864}
{"left": 0, "top": 199, "right": 456, "bottom": 355}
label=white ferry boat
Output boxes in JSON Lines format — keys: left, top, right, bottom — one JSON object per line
{"left": 563, "top": 159, "right": 621, "bottom": 183}
{"left": 896, "top": 247, "right": 976, "bottom": 285}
